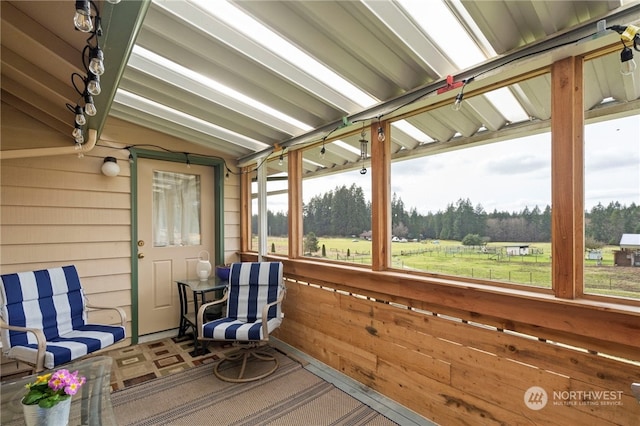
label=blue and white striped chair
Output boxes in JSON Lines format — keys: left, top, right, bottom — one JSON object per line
{"left": 0, "top": 265, "right": 126, "bottom": 372}
{"left": 197, "top": 261, "right": 285, "bottom": 382}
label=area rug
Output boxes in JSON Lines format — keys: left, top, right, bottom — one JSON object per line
{"left": 110, "top": 349, "right": 398, "bottom": 426}
{"left": 103, "top": 335, "right": 236, "bottom": 391}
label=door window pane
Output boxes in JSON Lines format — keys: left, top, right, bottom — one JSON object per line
{"left": 153, "top": 171, "right": 201, "bottom": 247}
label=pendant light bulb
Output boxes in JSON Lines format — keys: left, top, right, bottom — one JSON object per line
{"left": 72, "top": 124, "right": 83, "bottom": 139}
{"left": 320, "top": 145, "right": 326, "bottom": 159}
{"left": 86, "top": 72, "right": 101, "bottom": 95}
{"left": 452, "top": 92, "right": 464, "bottom": 111}
{"left": 74, "top": 1, "right": 93, "bottom": 33}
{"left": 84, "top": 93, "right": 97, "bottom": 116}
{"left": 88, "top": 47, "right": 105, "bottom": 76}
{"left": 620, "top": 46, "right": 637, "bottom": 75}
{"left": 377, "top": 126, "right": 385, "bottom": 142}
{"left": 74, "top": 105, "right": 86, "bottom": 126}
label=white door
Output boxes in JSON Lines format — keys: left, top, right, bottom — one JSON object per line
{"left": 137, "top": 159, "right": 215, "bottom": 336}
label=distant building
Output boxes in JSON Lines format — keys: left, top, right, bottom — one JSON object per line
{"left": 614, "top": 234, "right": 640, "bottom": 267}
{"left": 586, "top": 249, "right": 602, "bottom": 260}
{"left": 506, "top": 245, "right": 529, "bottom": 256}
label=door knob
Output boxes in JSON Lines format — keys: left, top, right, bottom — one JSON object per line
{"left": 137, "top": 253, "right": 145, "bottom": 259}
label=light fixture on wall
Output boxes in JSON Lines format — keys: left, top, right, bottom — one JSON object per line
{"left": 609, "top": 24, "right": 639, "bottom": 75}
{"left": 359, "top": 125, "right": 368, "bottom": 175}
{"left": 101, "top": 157, "right": 120, "bottom": 177}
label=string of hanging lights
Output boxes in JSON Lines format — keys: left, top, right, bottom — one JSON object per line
{"left": 69, "top": 0, "right": 120, "bottom": 152}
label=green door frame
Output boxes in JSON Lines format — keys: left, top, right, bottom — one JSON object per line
{"left": 129, "top": 148, "right": 225, "bottom": 344}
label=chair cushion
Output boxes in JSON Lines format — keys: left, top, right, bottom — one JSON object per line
{"left": 226, "top": 262, "right": 283, "bottom": 323}
{"left": 1, "top": 265, "right": 125, "bottom": 368}
{"left": 201, "top": 317, "right": 282, "bottom": 341}
{"left": 1, "top": 266, "right": 87, "bottom": 348}
{"left": 7, "top": 324, "right": 126, "bottom": 369}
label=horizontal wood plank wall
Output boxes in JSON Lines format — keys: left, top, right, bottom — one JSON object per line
{"left": 0, "top": 147, "right": 133, "bottom": 346}
{"left": 269, "top": 273, "right": 640, "bottom": 425}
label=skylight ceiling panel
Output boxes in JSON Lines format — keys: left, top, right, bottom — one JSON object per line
{"left": 138, "top": 5, "right": 338, "bottom": 130}
{"left": 389, "top": 141, "right": 405, "bottom": 155}
{"left": 109, "top": 105, "right": 254, "bottom": 158}
{"left": 113, "top": 90, "right": 269, "bottom": 153}
{"left": 363, "top": 0, "right": 458, "bottom": 77}
{"left": 389, "top": 130, "right": 420, "bottom": 150}
{"left": 118, "top": 68, "right": 290, "bottom": 145}
{"left": 590, "top": 54, "right": 640, "bottom": 103}
{"left": 510, "top": 75, "right": 552, "bottom": 121}
{"left": 463, "top": 96, "right": 507, "bottom": 131}
{"left": 460, "top": 0, "right": 526, "bottom": 54}
{"left": 311, "top": 149, "right": 350, "bottom": 170}
{"left": 321, "top": 140, "right": 362, "bottom": 165}
{"left": 158, "top": 0, "right": 369, "bottom": 113}
{"left": 404, "top": 114, "right": 457, "bottom": 144}
{"left": 232, "top": 1, "right": 429, "bottom": 101}
{"left": 429, "top": 107, "right": 479, "bottom": 139}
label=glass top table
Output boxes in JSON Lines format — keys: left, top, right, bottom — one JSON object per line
{"left": 1, "top": 356, "right": 116, "bottom": 426}
{"left": 176, "top": 277, "right": 228, "bottom": 355}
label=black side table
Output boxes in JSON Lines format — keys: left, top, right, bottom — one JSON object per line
{"left": 176, "top": 277, "right": 227, "bottom": 355}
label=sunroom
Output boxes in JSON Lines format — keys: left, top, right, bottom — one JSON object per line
{"left": 1, "top": 1, "right": 639, "bottom": 424}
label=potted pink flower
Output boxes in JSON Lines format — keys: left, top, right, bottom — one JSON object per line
{"left": 22, "top": 369, "right": 86, "bottom": 426}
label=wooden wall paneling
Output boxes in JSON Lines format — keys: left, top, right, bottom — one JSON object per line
{"left": 275, "top": 280, "right": 640, "bottom": 425}
{"left": 282, "top": 259, "right": 640, "bottom": 353}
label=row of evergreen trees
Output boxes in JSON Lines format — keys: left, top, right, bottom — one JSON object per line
{"left": 255, "top": 184, "right": 639, "bottom": 245}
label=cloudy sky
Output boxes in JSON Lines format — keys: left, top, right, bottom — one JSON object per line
{"left": 267, "top": 114, "right": 639, "bottom": 215}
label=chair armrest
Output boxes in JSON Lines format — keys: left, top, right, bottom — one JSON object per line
{"left": 0, "top": 318, "right": 47, "bottom": 372}
{"left": 85, "top": 301, "right": 127, "bottom": 327}
{"left": 196, "top": 289, "right": 230, "bottom": 333}
{"left": 261, "top": 285, "right": 286, "bottom": 340}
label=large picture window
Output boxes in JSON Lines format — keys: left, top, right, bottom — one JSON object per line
{"left": 583, "top": 114, "right": 640, "bottom": 300}
{"left": 301, "top": 135, "right": 372, "bottom": 263}
{"left": 388, "top": 77, "right": 553, "bottom": 289}
{"left": 250, "top": 159, "right": 289, "bottom": 255}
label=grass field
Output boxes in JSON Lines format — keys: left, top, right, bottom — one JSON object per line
{"left": 257, "top": 236, "right": 640, "bottom": 299}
